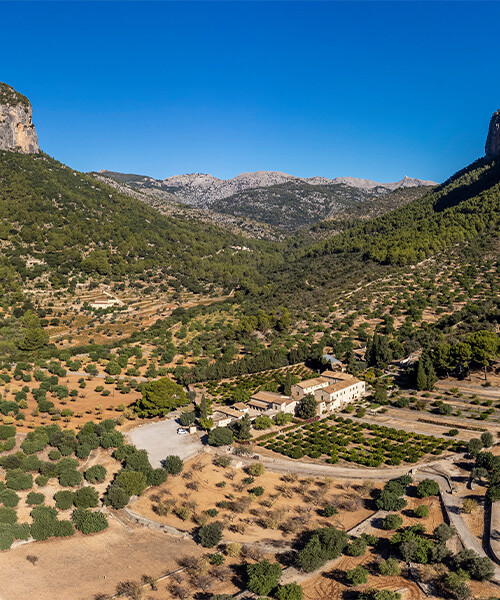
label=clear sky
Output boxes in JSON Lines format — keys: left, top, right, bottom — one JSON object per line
{"left": 3, "top": 1, "right": 500, "bottom": 182}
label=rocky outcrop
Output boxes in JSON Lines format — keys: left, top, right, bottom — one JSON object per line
{"left": 0, "top": 82, "right": 38, "bottom": 154}
{"left": 486, "top": 109, "right": 500, "bottom": 157}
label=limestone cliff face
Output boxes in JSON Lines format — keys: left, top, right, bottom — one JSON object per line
{"left": 485, "top": 109, "right": 500, "bottom": 157}
{"left": 0, "top": 82, "right": 39, "bottom": 154}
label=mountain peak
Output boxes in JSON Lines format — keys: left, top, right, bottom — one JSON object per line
{"left": 485, "top": 108, "right": 500, "bottom": 157}
{"left": 0, "top": 82, "right": 39, "bottom": 154}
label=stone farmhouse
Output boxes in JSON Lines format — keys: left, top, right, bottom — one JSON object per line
{"left": 211, "top": 368, "right": 365, "bottom": 427}
{"left": 291, "top": 370, "right": 365, "bottom": 415}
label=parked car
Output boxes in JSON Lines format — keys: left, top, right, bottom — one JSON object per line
{"left": 177, "top": 427, "right": 188, "bottom": 435}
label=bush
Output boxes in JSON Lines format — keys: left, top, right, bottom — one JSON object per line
{"left": 180, "top": 411, "right": 196, "bottom": 427}
{"left": 378, "top": 558, "right": 401, "bottom": 576}
{"left": 249, "top": 486, "right": 264, "bottom": 496}
{"left": 433, "top": 523, "right": 455, "bottom": 543}
{"left": 275, "top": 583, "right": 303, "bottom": 600}
{"left": 58, "top": 469, "right": 83, "bottom": 488}
{"left": 72, "top": 509, "right": 109, "bottom": 534}
{"left": 254, "top": 415, "right": 273, "bottom": 430}
{"left": 114, "top": 470, "right": 148, "bottom": 496}
{"left": 414, "top": 505, "right": 429, "bottom": 518}
{"left": 321, "top": 505, "right": 338, "bottom": 517}
{"left": 162, "top": 455, "right": 183, "bottom": 475}
{"left": 208, "top": 553, "right": 225, "bottom": 566}
{"left": 416, "top": 479, "right": 440, "bottom": 498}
{"left": 0, "top": 489, "right": 20, "bottom": 507}
{"left": 6, "top": 469, "right": 33, "bottom": 490}
{"left": 453, "top": 549, "right": 495, "bottom": 581}
{"left": 105, "top": 484, "right": 130, "bottom": 509}
{"left": 247, "top": 463, "right": 265, "bottom": 477}
{"left": 198, "top": 522, "right": 223, "bottom": 547}
{"left": 297, "top": 395, "right": 317, "bottom": 420}
{"left": 0, "top": 507, "right": 17, "bottom": 524}
{"left": 49, "top": 449, "right": 61, "bottom": 461}
{"left": 376, "top": 490, "right": 407, "bottom": 511}
{"left": 26, "top": 492, "right": 45, "bottom": 506}
{"left": 346, "top": 537, "right": 367, "bottom": 557}
{"left": 54, "top": 490, "right": 75, "bottom": 510}
{"left": 346, "top": 565, "right": 368, "bottom": 586}
{"left": 382, "top": 513, "right": 403, "bottom": 530}
{"left": 85, "top": 464, "right": 107, "bottom": 483}
{"left": 296, "top": 527, "right": 349, "bottom": 572}
{"left": 208, "top": 427, "right": 233, "bottom": 447}
{"left": 73, "top": 487, "right": 99, "bottom": 509}
{"left": 246, "top": 559, "right": 282, "bottom": 596}
{"left": 214, "top": 456, "right": 231, "bottom": 468}
{"left": 225, "top": 542, "right": 242, "bottom": 557}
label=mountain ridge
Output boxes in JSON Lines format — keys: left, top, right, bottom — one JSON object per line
{"left": 96, "top": 168, "right": 438, "bottom": 207}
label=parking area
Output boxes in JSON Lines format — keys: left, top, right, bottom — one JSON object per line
{"left": 126, "top": 415, "right": 204, "bottom": 467}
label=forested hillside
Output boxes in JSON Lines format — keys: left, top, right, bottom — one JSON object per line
{"left": 0, "top": 151, "right": 283, "bottom": 300}
{"left": 307, "top": 156, "right": 500, "bottom": 266}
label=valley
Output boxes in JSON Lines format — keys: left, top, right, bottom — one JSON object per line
{"left": 0, "top": 81, "right": 498, "bottom": 600}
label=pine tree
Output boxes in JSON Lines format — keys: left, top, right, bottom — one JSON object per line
{"left": 416, "top": 360, "right": 428, "bottom": 391}
{"left": 238, "top": 414, "right": 252, "bottom": 440}
{"left": 344, "top": 348, "right": 357, "bottom": 375}
{"left": 284, "top": 372, "right": 292, "bottom": 396}
{"left": 199, "top": 395, "right": 209, "bottom": 420}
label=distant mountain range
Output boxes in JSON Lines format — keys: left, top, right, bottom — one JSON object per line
{"left": 93, "top": 169, "right": 437, "bottom": 236}
{"left": 95, "top": 169, "right": 437, "bottom": 206}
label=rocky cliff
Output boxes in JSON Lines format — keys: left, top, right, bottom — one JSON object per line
{"left": 0, "top": 82, "right": 38, "bottom": 154}
{"left": 485, "top": 109, "right": 500, "bottom": 157}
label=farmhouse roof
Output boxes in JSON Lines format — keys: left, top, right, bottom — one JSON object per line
{"left": 295, "top": 377, "right": 329, "bottom": 389}
{"left": 251, "top": 391, "right": 291, "bottom": 405}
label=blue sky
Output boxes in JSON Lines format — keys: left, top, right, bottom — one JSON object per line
{"left": 2, "top": 1, "right": 499, "bottom": 182}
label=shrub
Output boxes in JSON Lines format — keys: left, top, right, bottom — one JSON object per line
{"left": 416, "top": 479, "right": 440, "bottom": 498}
{"left": 0, "top": 489, "right": 20, "bottom": 507}
{"left": 105, "top": 484, "right": 130, "bottom": 509}
{"left": 49, "top": 449, "right": 61, "bottom": 461}
{"left": 453, "top": 548, "right": 495, "bottom": 581}
{"left": 180, "top": 411, "right": 196, "bottom": 427}
{"left": 376, "top": 491, "right": 407, "bottom": 511}
{"left": 321, "top": 505, "right": 338, "bottom": 517}
{"left": 0, "top": 507, "right": 17, "bottom": 524}
{"left": 246, "top": 559, "right": 282, "bottom": 596}
{"left": 214, "top": 456, "right": 232, "bottom": 468}
{"left": 58, "top": 469, "right": 83, "bottom": 488}
{"left": 198, "top": 522, "right": 223, "bottom": 548}
{"left": 208, "top": 427, "right": 233, "bottom": 447}
{"left": 26, "top": 492, "right": 45, "bottom": 506}
{"left": 249, "top": 486, "right": 264, "bottom": 497}
{"left": 85, "top": 464, "right": 107, "bottom": 483}
{"left": 72, "top": 509, "right": 109, "bottom": 534}
{"left": 6, "top": 469, "right": 33, "bottom": 490}
{"left": 208, "top": 553, "right": 225, "bottom": 566}
{"left": 162, "top": 455, "right": 183, "bottom": 475}
{"left": 54, "top": 490, "right": 75, "bottom": 510}
{"left": 378, "top": 558, "right": 401, "bottom": 576}
{"left": 275, "top": 583, "right": 303, "bottom": 600}
{"left": 382, "top": 513, "right": 403, "bottom": 530}
{"left": 346, "top": 538, "right": 367, "bottom": 557}
{"left": 414, "top": 505, "right": 429, "bottom": 518}
{"left": 346, "top": 565, "right": 368, "bottom": 586}
{"left": 73, "top": 486, "right": 99, "bottom": 509}
{"left": 247, "top": 463, "right": 265, "bottom": 477}
{"left": 254, "top": 415, "right": 273, "bottom": 430}
{"left": 225, "top": 542, "right": 242, "bottom": 557}
{"left": 114, "top": 470, "right": 148, "bottom": 496}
